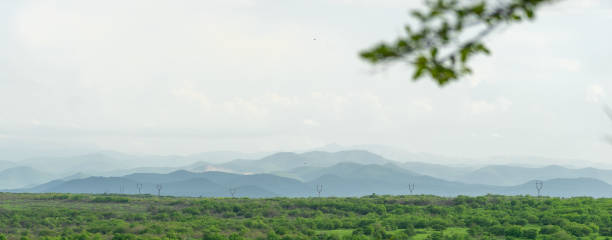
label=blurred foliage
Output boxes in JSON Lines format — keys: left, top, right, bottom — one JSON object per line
{"left": 360, "top": 0, "right": 557, "bottom": 86}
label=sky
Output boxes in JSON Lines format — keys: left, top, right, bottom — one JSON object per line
{"left": 1, "top": 0, "right": 611, "bottom": 165}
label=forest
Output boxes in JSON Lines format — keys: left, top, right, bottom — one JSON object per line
{"left": 1, "top": 193, "right": 611, "bottom": 240}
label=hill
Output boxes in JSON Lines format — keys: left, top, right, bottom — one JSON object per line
{"left": 458, "top": 165, "right": 612, "bottom": 186}
{"left": 0, "top": 160, "right": 16, "bottom": 171}
{"left": 23, "top": 170, "right": 308, "bottom": 197}
{"left": 220, "top": 150, "right": 393, "bottom": 173}
{"left": 498, "top": 178, "right": 612, "bottom": 198}
{"left": 17, "top": 163, "right": 612, "bottom": 198}
{"left": 399, "top": 161, "right": 476, "bottom": 181}
{"left": 0, "top": 166, "right": 54, "bottom": 189}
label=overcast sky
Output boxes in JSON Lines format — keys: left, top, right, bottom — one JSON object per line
{"left": 1, "top": 0, "right": 611, "bottom": 165}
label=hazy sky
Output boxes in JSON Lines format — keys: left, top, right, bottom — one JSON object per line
{"left": 1, "top": 0, "right": 611, "bottom": 164}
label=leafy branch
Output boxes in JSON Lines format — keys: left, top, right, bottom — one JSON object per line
{"left": 360, "top": 0, "right": 558, "bottom": 86}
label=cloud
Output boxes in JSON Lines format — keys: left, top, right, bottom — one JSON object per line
{"left": 544, "top": 0, "right": 612, "bottom": 15}
{"left": 586, "top": 84, "right": 606, "bottom": 103}
{"left": 171, "top": 88, "right": 213, "bottom": 110}
{"left": 411, "top": 98, "right": 433, "bottom": 112}
{"left": 491, "top": 133, "right": 503, "bottom": 138}
{"left": 470, "top": 101, "right": 496, "bottom": 115}
{"left": 555, "top": 58, "right": 582, "bottom": 72}
{"left": 1, "top": 0, "right": 612, "bottom": 163}
{"left": 470, "top": 97, "right": 512, "bottom": 114}
{"left": 303, "top": 119, "right": 319, "bottom": 127}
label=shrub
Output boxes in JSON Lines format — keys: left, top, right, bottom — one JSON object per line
{"left": 539, "top": 225, "right": 560, "bottom": 235}
{"left": 504, "top": 225, "right": 522, "bottom": 238}
{"left": 522, "top": 229, "right": 538, "bottom": 239}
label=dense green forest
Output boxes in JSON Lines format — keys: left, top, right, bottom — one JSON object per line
{"left": 1, "top": 193, "right": 611, "bottom": 240}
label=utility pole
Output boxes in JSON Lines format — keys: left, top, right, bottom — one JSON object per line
{"left": 136, "top": 184, "right": 143, "bottom": 194}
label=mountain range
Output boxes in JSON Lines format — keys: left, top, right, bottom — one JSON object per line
{"left": 12, "top": 162, "right": 612, "bottom": 198}
{"left": 0, "top": 166, "right": 54, "bottom": 189}
{"left": 218, "top": 150, "right": 392, "bottom": 173}
{"left": 3, "top": 149, "right": 612, "bottom": 197}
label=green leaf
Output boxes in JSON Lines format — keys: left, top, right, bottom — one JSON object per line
{"left": 472, "top": 2, "right": 487, "bottom": 16}
{"left": 430, "top": 48, "right": 438, "bottom": 58}
{"left": 460, "top": 46, "right": 470, "bottom": 63}
{"left": 523, "top": 6, "right": 535, "bottom": 19}
{"left": 412, "top": 67, "right": 426, "bottom": 80}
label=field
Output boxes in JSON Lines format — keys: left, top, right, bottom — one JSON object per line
{"left": 1, "top": 193, "right": 612, "bottom": 240}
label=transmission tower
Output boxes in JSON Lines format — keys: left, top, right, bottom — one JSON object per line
{"left": 136, "top": 184, "right": 143, "bottom": 194}
{"left": 316, "top": 184, "right": 323, "bottom": 198}
{"left": 408, "top": 183, "right": 415, "bottom": 195}
{"left": 535, "top": 180, "right": 544, "bottom": 197}
{"left": 229, "top": 187, "right": 238, "bottom": 198}
{"left": 156, "top": 184, "right": 163, "bottom": 197}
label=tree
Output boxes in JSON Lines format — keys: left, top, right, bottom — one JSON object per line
{"left": 360, "top": 0, "right": 557, "bottom": 86}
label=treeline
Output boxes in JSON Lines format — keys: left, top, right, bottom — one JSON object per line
{"left": 0, "top": 193, "right": 611, "bottom": 239}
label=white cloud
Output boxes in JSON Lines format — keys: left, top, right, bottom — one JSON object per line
{"left": 303, "top": 119, "right": 320, "bottom": 127}
{"left": 470, "top": 97, "right": 512, "bottom": 114}
{"left": 470, "top": 101, "right": 496, "bottom": 115}
{"left": 491, "top": 133, "right": 503, "bottom": 138}
{"left": 586, "top": 84, "right": 606, "bottom": 103}
{"left": 544, "top": 0, "right": 611, "bottom": 15}
{"left": 172, "top": 88, "right": 213, "bottom": 110}
{"left": 30, "top": 120, "right": 41, "bottom": 126}
{"left": 497, "top": 97, "right": 513, "bottom": 112}
{"left": 555, "top": 58, "right": 582, "bottom": 72}
{"left": 411, "top": 98, "right": 433, "bottom": 112}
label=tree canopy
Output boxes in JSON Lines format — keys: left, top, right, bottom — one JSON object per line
{"left": 360, "top": 0, "right": 558, "bottom": 86}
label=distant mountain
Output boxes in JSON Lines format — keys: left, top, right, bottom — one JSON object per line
{"left": 0, "top": 160, "right": 16, "bottom": 171}
{"left": 17, "top": 152, "right": 199, "bottom": 176}
{"left": 458, "top": 165, "right": 612, "bottom": 186}
{"left": 23, "top": 170, "right": 307, "bottom": 197}
{"left": 12, "top": 150, "right": 268, "bottom": 176}
{"left": 160, "top": 178, "right": 277, "bottom": 198}
{"left": 0, "top": 140, "right": 99, "bottom": 162}
{"left": 310, "top": 144, "right": 474, "bottom": 165}
{"left": 46, "top": 177, "right": 141, "bottom": 194}
{"left": 498, "top": 178, "right": 612, "bottom": 198}
{"left": 309, "top": 144, "right": 605, "bottom": 168}
{"left": 101, "top": 167, "right": 178, "bottom": 177}
{"left": 305, "top": 163, "right": 492, "bottom": 197}
{"left": 0, "top": 166, "right": 55, "bottom": 189}
{"left": 123, "top": 170, "right": 205, "bottom": 183}
{"left": 187, "top": 151, "right": 270, "bottom": 164}
{"left": 399, "top": 162, "right": 475, "bottom": 181}
{"left": 154, "top": 178, "right": 223, "bottom": 196}
{"left": 181, "top": 161, "right": 238, "bottom": 173}
{"left": 220, "top": 150, "right": 393, "bottom": 173}
{"left": 61, "top": 172, "right": 89, "bottom": 181}
{"left": 17, "top": 179, "right": 68, "bottom": 193}
{"left": 20, "top": 153, "right": 132, "bottom": 175}
{"left": 278, "top": 162, "right": 417, "bottom": 182}
{"left": 17, "top": 162, "right": 612, "bottom": 198}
